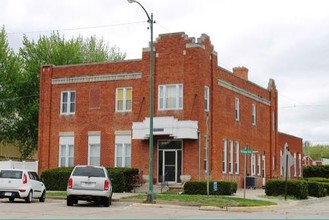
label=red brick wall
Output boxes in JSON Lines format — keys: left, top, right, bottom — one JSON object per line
{"left": 38, "top": 32, "right": 301, "bottom": 188}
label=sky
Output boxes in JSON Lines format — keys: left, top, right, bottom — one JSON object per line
{"left": 1, "top": 0, "right": 329, "bottom": 146}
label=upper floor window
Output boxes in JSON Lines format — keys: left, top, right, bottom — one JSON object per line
{"left": 61, "top": 91, "right": 76, "bottom": 115}
{"left": 158, "top": 84, "right": 183, "bottom": 110}
{"left": 204, "top": 86, "right": 210, "bottom": 112}
{"left": 116, "top": 87, "right": 132, "bottom": 112}
{"left": 235, "top": 98, "right": 240, "bottom": 121}
{"left": 252, "top": 104, "right": 257, "bottom": 125}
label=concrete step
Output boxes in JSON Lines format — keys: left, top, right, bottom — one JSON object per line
{"left": 132, "top": 183, "right": 169, "bottom": 194}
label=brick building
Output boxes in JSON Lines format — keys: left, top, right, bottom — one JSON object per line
{"left": 38, "top": 32, "right": 303, "bottom": 187}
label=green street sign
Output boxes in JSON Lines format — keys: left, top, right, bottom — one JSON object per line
{"left": 240, "top": 149, "right": 253, "bottom": 154}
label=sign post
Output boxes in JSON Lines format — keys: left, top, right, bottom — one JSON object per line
{"left": 240, "top": 145, "right": 254, "bottom": 199}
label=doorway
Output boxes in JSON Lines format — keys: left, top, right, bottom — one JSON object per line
{"left": 158, "top": 140, "right": 182, "bottom": 184}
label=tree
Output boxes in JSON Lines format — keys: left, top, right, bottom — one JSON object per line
{"left": 13, "top": 32, "right": 126, "bottom": 159}
{"left": 0, "top": 27, "right": 21, "bottom": 146}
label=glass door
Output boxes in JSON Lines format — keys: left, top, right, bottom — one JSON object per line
{"left": 158, "top": 140, "right": 182, "bottom": 184}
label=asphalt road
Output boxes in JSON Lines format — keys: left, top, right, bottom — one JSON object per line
{"left": 1, "top": 192, "right": 329, "bottom": 219}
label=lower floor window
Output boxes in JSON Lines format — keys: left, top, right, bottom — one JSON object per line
{"left": 88, "top": 134, "right": 101, "bottom": 166}
{"left": 115, "top": 134, "right": 131, "bottom": 167}
{"left": 59, "top": 135, "right": 74, "bottom": 167}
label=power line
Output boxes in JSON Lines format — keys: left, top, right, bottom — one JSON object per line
{"left": 7, "top": 21, "right": 146, "bottom": 35}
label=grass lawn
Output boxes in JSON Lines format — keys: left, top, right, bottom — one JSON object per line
{"left": 123, "top": 193, "right": 277, "bottom": 207}
{"left": 46, "top": 191, "right": 276, "bottom": 207}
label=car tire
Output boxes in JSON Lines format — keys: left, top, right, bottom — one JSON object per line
{"left": 67, "top": 196, "right": 74, "bottom": 206}
{"left": 9, "top": 197, "right": 15, "bottom": 202}
{"left": 25, "top": 191, "right": 33, "bottom": 203}
{"left": 103, "top": 197, "right": 110, "bottom": 207}
{"left": 39, "top": 191, "right": 46, "bottom": 202}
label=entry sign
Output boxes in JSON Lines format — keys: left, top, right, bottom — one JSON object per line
{"left": 240, "top": 149, "right": 253, "bottom": 154}
{"left": 213, "top": 182, "right": 218, "bottom": 192}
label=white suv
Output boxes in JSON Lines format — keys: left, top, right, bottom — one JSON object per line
{"left": 66, "top": 165, "right": 113, "bottom": 207}
{"left": 0, "top": 169, "right": 46, "bottom": 203}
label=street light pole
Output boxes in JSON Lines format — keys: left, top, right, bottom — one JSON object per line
{"left": 127, "top": 0, "right": 155, "bottom": 202}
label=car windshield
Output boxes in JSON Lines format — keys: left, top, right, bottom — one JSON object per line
{"left": 72, "top": 167, "right": 106, "bottom": 178}
{"left": 0, "top": 170, "right": 23, "bottom": 179}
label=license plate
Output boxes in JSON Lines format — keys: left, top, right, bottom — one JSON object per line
{"left": 5, "top": 192, "right": 12, "bottom": 197}
{"left": 82, "top": 182, "right": 95, "bottom": 187}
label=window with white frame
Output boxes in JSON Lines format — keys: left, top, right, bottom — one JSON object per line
{"left": 204, "top": 86, "right": 210, "bottom": 112}
{"left": 222, "top": 139, "right": 227, "bottom": 173}
{"left": 235, "top": 98, "right": 240, "bottom": 121}
{"left": 235, "top": 141, "right": 240, "bottom": 174}
{"left": 298, "top": 153, "right": 302, "bottom": 177}
{"left": 229, "top": 140, "right": 233, "bottom": 174}
{"left": 228, "top": 141, "right": 234, "bottom": 174}
{"left": 115, "top": 134, "right": 131, "bottom": 167}
{"left": 88, "top": 134, "right": 100, "bottom": 166}
{"left": 59, "top": 135, "right": 74, "bottom": 167}
{"left": 280, "top": 150, "right": 283, "bottom": 176}
{"left": 251, "top": 153, "right": 256, "bottom": 176}
{"left": 252, "top": 104, "right": 256, "bottom": 125}
{"left": 61, "top": 91, "right": 76, "bottom": 115}
{"left": 294, "top": 152, "right": 297, "bottom": 177}
{"left": 257, "top": 154, "right": 261, "bottom": 175}
{"left": 116, "top": 87, "right": 132, "bottom": 112}
{"left": 158, "top": 84, "right": 183, "bottom": 110}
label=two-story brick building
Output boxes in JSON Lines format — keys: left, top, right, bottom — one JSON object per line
{"left": 38, "top": 32, "right": 303, "bottom": 187}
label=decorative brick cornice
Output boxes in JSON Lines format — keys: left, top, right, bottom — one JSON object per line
{"left": 218, "top": 79, "right": 271, "bottom": 106}
{"left": 51, "top": 72, "right": 142, "bottom": 85}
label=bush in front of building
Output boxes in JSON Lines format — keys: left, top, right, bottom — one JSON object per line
{"left": 107, "top": 167, "right": 139, "bottom": 193}
{"left": 306, "top": 181, "right": 326, "bottom": 197}
{"left": 41, "top": 167, "right": 73, "bottom": 191}
{"left": 183, "top": 181, "right": 237, "bottom": 195}
{"left": 303, "top": 165, "right": 329, "bottom": 178}
{"left": 265, "top": 179, "right": 308, "bottom": 199}
{"left": 304, "top": 177, "right": 329, "bottom": 196}
{"left": 41, "top": 167, "right": 139, "bottom": 192}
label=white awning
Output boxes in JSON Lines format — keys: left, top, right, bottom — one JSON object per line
{"left": 132, "top": 117, "right": 198, "bottom": 140}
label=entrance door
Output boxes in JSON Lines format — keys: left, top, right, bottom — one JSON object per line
{"left": 164, "top": 151, "right": 176, "bottom": 182}
{"left": 158, "top": 140, "right": 182, "bottom": 184}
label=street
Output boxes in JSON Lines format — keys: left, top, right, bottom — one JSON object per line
{"left": 1, "top": 194, "right": 329, "bottom": 219}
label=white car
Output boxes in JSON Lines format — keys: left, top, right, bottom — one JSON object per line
{"left": 0, "top": 169, "right": 46, "bottom": 203}
{"left": 66, "top": 165, "right": 113, "bottom": 207}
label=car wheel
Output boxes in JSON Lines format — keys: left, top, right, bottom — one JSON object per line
{"left": 9, "top": 197, "right": 15, "bottom": 202}
{"left": 67, "top": 195, "right": 74, "bottom": 206}
{"left": 25, "top": 191, "right": 33, "bottom": 203}
{"left": 103, "top": 197, "right": 110, "bottom": 207}
{"left": 109, "top": 194, "right": 112, "bottom": 205}
{"left": 39, "top": 191, "right": 46, "bottom": 202}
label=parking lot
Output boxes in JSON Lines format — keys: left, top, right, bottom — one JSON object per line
{"left": 1, "top": 191, "right": 329, "bottom": 219}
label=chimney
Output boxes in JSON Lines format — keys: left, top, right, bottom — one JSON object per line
{"left": 233, "top": 66, "right": 248, "bottom": 80}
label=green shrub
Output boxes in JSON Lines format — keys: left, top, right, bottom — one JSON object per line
{"left": 303, "top": 165, "right": 329, "bottom": 178}
{"left": 265, "top": 179, "right": 308, "bottom": 199}
{"left": 41, "top": 167, "right": 73, "bottom": 191}
{"left": 41, "top": 167, "right": 139, "bottom": 193}
{"left": 304, "top": 177, "right": 329, "bottom": 183}
{"left": 107, "top": 167, "right": 139, "bottom": 193}
{"left": 304, "top": 178, "right": 329, "bottom": 196}
{"left": 307, "top": 181, "right": 326, "bottom": 197}
{"left": 183, "top": 181, "right": 237, "bottom": 195}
